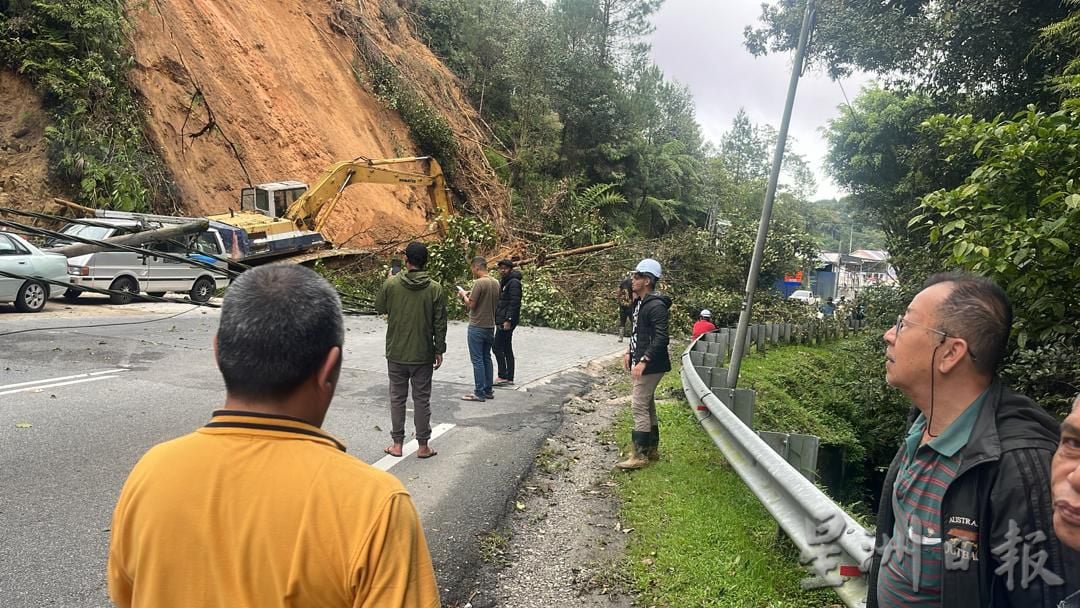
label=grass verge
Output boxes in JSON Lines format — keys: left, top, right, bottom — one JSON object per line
{"left": 611, "top": 352, "right": 836, "bottom": 607}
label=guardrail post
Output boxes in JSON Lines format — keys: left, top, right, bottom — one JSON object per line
{"left": 756, "top": 325, "right": 766, "bottom": 353}
{"left": 710, "top": 367, "right": 730, "bottom": 391}
{"left": 771, "top": 323, "right": 781, "bottom": 345}
{"left": 689, "top": 351, "right": 705, "bottom": 366}
{"left": 787, "top": 434, "right": 820, "bottom": 482}
{"left": 716, "top": 332, "right": 729, "bottom": 366}
{"left": 715, "top": 387, "right": 755, "bottom": 427}
{"left": 703, "top": 352, "right": 719, "bottom": 368}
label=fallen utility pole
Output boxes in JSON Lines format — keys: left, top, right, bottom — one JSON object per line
{"left": 46, "top": 220, "right": 209, "bottom": 257}
{"left": 727, "top": 0, "right": 816, "bottom": 390}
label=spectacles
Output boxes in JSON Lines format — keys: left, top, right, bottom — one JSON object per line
{"left": 895, "top": 315, "right": 946, "bottom": 338}
{"left": 895, "top": 315, "right": 979, "bottom": 362}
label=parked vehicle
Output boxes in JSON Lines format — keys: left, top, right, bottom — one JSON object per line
{"left": 0, "top": 231, "right": 70, "bottom": 312}
{"left": 64, "top": 226, "right": 231, "bottom": 304}
{"left": 788, "top": 289, "right": 817, "bottom": 304}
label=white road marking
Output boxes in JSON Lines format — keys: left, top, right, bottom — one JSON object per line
{"left": 0, "top": 376, "right": 122, "bottom": 396}
{"left": 0, "top": 369, "right": 129, "bottom": 396}
{"left": 372, "top": 423, "right": 456, "bottom": 471}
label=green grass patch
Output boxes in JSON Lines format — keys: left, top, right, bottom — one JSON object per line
{"left": 613, "top": 398, "right": 834, "bottom": 607}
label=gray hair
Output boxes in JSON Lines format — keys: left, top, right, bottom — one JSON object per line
{"left": 216, "top": 265, "right": 344, "bottom": 400}
{"left": 471, "top": 256, "right": 487, "bottom": 269}
{"left": 923, "top": 272, "right": 1012, "bottom": 375}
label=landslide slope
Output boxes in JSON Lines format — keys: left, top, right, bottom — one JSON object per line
{"left": 130, "top": 0, "right": 506, "bottom": 246}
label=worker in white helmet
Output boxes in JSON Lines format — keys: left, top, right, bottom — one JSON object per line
{"left": 617, "top": 258, "right": 672, "bottom": 470}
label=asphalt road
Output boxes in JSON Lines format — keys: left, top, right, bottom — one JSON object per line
{"left": 0, "top": 297, "right": 622, "bottom": 607}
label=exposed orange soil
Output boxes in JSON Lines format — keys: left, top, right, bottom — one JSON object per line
{"left": 0, "top": 71, "right": 66, "bottom": 213}
{"left": 129, "top": 0, "right": 507, "bottom": 247}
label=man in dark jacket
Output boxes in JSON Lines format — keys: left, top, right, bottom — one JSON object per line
{"left": 868, "top": 272, "right": 1076, "bottom": 608}
{"left": 617, "top": 258, "right": 671, "bottom": 470}
{"left": 493, "top": 259, "right": 522, "bottom": 386}
{"left": 374, "top": 242, "right": 447, "bottom": 459}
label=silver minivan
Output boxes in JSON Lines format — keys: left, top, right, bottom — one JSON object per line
{"left": 64, "top": 229, "right": 231, "bottom": 304}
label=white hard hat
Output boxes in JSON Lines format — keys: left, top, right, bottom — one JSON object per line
{"left": 701, "top": 309, "right": 712, "bottom": 318}
{"left": 634, "top": 258, "right": 662, "bottom": 279}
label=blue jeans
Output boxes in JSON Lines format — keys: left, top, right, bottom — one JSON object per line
{"left": 467, "top": 325, "right": 495, "bottom": 398}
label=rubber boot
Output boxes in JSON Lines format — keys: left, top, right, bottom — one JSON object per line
{"left": 616, "top": 431, "right": 650, "bottom": 470}
{"left": 647, "top": 425, "right": 660, "bottom": 461}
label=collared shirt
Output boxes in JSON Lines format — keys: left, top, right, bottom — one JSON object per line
{"left": 877, "top": 389, "right": 988, "bottom": 607}
{"left": 108, "top": 410, "right": 440, "bottom": 608}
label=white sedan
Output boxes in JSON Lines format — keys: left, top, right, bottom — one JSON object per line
{"left": 0, "top": 231, "right": 70, "bottom": 312}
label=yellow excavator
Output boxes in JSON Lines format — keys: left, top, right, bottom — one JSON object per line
{"left": 208, "top": 155, "right": 453, "bottom": 248}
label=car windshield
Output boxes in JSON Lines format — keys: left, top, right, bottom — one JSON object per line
{"left": 61, "top": 224, "right": 116, "bottom": 240}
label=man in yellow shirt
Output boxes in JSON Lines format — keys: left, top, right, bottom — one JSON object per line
{"left": 107, "top": 264, "right": 440, "bottom": 608}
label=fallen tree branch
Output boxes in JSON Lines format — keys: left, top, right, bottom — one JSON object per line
{"left": 515, "top": 241, "right": 618, "bottom": 268}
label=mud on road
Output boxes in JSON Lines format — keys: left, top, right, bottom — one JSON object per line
{"left": 461, "top": 362, "right": 635, "bottom": 608}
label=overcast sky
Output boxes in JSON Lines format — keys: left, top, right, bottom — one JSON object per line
{"left": 648, "top": 0, "right": 873, "bottom": 200}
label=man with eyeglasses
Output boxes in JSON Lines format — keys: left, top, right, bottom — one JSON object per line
{"left": 867, "top": 272, "right": 1076, "bottom": 608}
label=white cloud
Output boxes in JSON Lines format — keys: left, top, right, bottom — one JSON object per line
{"left": 648, "top": 0, "right": 874, "bottom": 200}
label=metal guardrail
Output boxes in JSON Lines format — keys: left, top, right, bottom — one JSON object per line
{"left": 680, "top": 336, "right": 873, "bottom": 608}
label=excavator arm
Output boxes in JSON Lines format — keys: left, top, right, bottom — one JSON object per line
{"left": 284, "top": 156, "right": 453, "bottom": 234}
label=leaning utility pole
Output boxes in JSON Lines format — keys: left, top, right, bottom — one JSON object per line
{"left": 727, "top": 0, "right": 817, "bottom": 389}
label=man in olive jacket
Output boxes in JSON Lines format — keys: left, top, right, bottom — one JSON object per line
{"left": 868, "top": 272, "right": 1076, "bottom": 608}
{"left": 375, "top": 242, "right": 447, "bottom": 459}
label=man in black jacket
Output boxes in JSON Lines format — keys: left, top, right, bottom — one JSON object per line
{"left": 493, "top": 259, "right": 522, "bottom": 386}
{"left": 616, "top": 258, "right": 671, "bottom": 470}
{"left": 868, "top": 272, "right": 1076, "bottom": 608}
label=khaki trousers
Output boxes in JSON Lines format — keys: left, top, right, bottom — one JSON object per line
{"left": 631, "top": 372, "right": 663, "bottom": 433}
{"left": 387, "top": 360, "right": 434, "bottom": 443}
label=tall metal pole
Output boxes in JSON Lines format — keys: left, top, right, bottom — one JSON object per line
{"left": 727, "top": 0, "right": 816, "bottom": 389}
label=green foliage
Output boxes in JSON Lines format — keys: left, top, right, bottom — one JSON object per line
{"left": 0, "top": 0, "right": 170, "bottom": 210}
{"left": 916, "top": 106, "right": 1080, "bottom": 348}
{"left": 411, "top": 0, "right": 710, "bottom": 237}
{"left": 738, "top": 333, "right": 911, "bottom": 504}
{"left": 425, "top": 215, "right": 495, "bottom": 288}
{"left": 1041, "top": 0, "right": 1080, "bottom": 100}
{"left": 1002, "top": 336, "right": 1080, "bottom": 418}
{"left": 546, "top": 181, "right": 625, "bottom": 248}
{"left": 361, "top": 56, "right": 459, "bottom": 174}
{"left": 746, "top": 0, "right": 1069, "bottom": 113}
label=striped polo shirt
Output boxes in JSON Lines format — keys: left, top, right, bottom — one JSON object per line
{"left": 877, "top": 390, "right": 987, "bottom": 607}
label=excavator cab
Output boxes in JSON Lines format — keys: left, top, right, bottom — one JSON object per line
{"left": 240, "top": 181, "right": 308, "bottom": 219}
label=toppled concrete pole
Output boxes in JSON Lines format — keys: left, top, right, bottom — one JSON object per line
{"left": 47, "top": 220, "right": 209, "bottom": 257}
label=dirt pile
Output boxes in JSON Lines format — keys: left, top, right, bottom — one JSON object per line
{"left": 128, "top": 0, "right": 507, "bottom": 247}
{"left": 0, "top": 71, "right": 66, "bottom": 213}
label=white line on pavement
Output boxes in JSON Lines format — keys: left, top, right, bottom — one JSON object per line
{"left": 0, "top": 368, "right": 129, "bottom": 393}
{"left": 371, "top": 423, "right": 456, "bottom": 471}
{"left": 0, "top": 373, "right": 123, "bottom": 397}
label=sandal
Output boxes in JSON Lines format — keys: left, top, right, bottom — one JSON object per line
{"left": 461, "top": 393, "right": 485, "bottom": 402}
{"left": 383, "top": 444, "right": 403, "bottom": 457}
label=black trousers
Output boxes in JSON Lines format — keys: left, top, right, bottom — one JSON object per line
{"left": 494, "top": 325, "right": 515, "bottom": 381}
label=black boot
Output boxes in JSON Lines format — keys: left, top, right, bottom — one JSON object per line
{"left": 647, "top": 425, "right": 660, "bottom": 461}
{"left": 616, "top": 430, "right": 651, "bottom": 470}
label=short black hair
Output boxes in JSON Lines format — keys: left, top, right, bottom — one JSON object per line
{"left": 405, "top": 241, "right": 428, "bottom": 269}
{"left": 216, "top": 265, "right": 344, "bottom": 400}
{"left": 923, "top": 272, "right": 1012, "bottom": 375}
{"left": 497, "top": 259, "right": 513, "bottom": 269}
